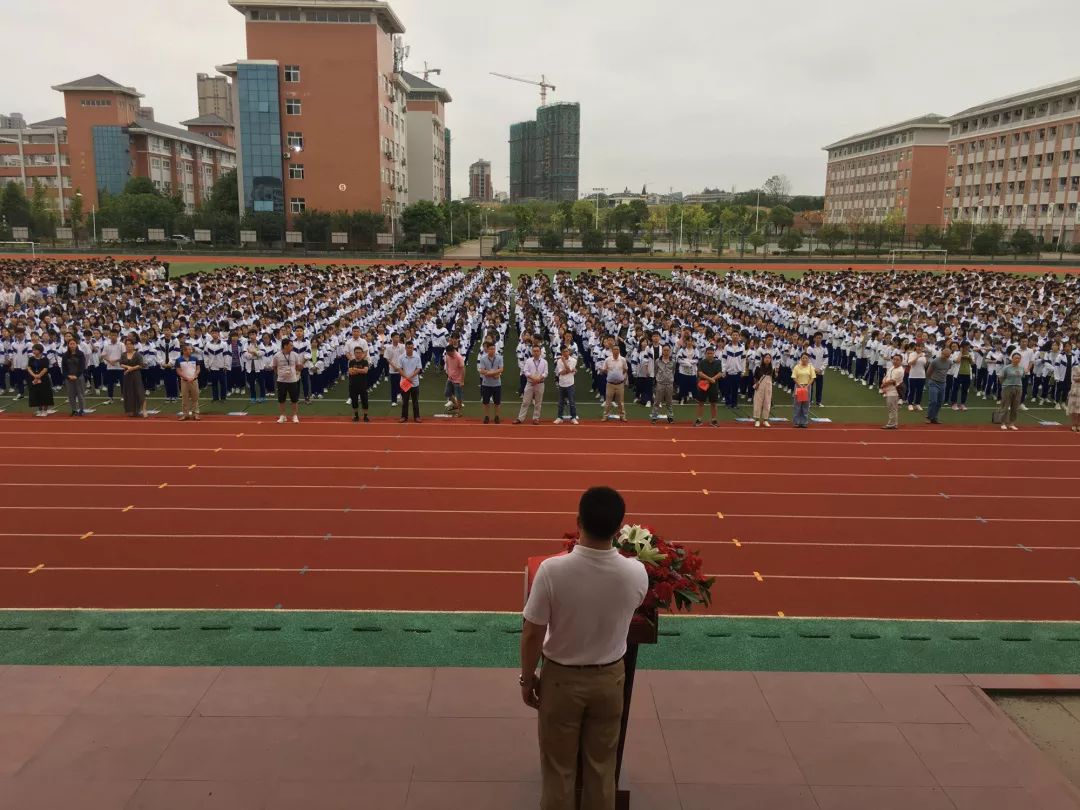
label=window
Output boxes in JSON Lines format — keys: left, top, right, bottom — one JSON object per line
{"left": 287, "top": 131, "right": 304, "bottom": 149}
{"left": 80, "top": 99, "right": 112, "bottom": 107}
{"left": 284, "top": 65, "right": 300, "bottom": 83}
{"left": 290, "top": 197, "right": 306, "bottom": 213}
{"left": 285, "top": 99, "right": 302, "bottom": 116}
{"left": 289, "top": 163, "right": 304, "bottom": 179}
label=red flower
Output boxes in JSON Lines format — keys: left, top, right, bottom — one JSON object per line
{"left": 654, "top": 581, "right": 675, "bottom": 604}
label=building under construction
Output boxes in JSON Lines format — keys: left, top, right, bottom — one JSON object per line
{"left": 509, "top": 102, "right": 579, "bottom": 202}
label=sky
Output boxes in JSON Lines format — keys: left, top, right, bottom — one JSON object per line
{"left": 6, "top": 0, "right": 1080, "bottom": 198}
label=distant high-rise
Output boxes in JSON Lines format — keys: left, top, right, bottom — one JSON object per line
{"left": 444, "top": 127, "right": 451, "bottom": 200}
{"left": 509, "top": 102, "right": 579, "bottom": 202}
{"left": 469, "top": 158, "right": 492, "bottom": 201}
{"left": 0, "top": 112, "right": 26, "bottom": 129}
{"left": 196, "top": 73, "right": 234, "bottom": 125}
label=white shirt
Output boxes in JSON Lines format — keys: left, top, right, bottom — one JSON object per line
{"left": 272, "top": 351, "right": 302, "bottom": 383}
{"left": 556, "top": 355, "right": 577, "bottom": 388}
{"left": 523, "top": 544, "right": 647, "bottom": 666}
{"left": 882, "top": 365, "right": 905, "bottom": 395}
{"left": 522, "top": 356, "right": 548, "bottom": 382}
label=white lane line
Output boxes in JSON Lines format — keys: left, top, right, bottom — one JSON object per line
{"left": 0, "top": 428, "right": 1070, "bottom": 449}
{"left": 0, "top": 445, "right": 1075, "bottom": 463}
{"left": 0, "top": 565, "right": 1072, "bottom": 586}
{"left": 1, "top": 462, "right": 1078, "bottom": 482}
{"left": 3, "top": 482, "right": 1078, "bottom": 501}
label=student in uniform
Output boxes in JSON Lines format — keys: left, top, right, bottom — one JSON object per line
{"left": 880, "top": 353, "right": 905, "bottom": 430}
{"left": 293, "top": 326, "right": 313, "bottom": 403}
{"left": 158, "top": 328, "right": 181, "bottom": 404}
{"left": 808, "top": 332, "right": 829, "bottom": 407}
{"left": 204, "top": 328, "right": 228, "bottom": 402}
{"left": 722, "top": 334, "right": 746, "bottom": 409}
{"left": 347, "top": 346, "right": 370, "bottom": 422}
{"left": 101, "top": 330, "right": 124, "bottom": 404}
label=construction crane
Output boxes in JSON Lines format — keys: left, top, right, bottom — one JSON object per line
{"left": 490, "top": 72, "right": 555, "bottom": 106}
{"left": 421, "top": 61, "right": 441, "bottom": 82}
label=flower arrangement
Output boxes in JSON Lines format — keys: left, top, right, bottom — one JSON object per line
{"left": 563, "top": 524, "right": 714, "bottom": 615}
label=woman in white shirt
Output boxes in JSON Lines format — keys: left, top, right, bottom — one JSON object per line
{"left": 880, "top": 353, "right": 906, "bottom": 429}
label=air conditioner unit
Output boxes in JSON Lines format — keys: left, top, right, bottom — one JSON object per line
{"left": 401, "top": 158, "right": 407, "bottom": 167}
{"left": 384, "top": 150, "right": 394, "bottom": 159}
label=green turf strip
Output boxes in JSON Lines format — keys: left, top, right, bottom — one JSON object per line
{"left": 2, "top": 611, "right": 1078, "bottom": 673}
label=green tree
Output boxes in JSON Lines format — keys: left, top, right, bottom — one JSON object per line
{"left": 720, "top": 205, "right": 754, "bottom": 256}
{"left": 777, "top": 229, "right": 803, "bottom": 253}
{"left": 1008, "top": 228, "right": 1035, "bottom": 256}
{"left": 571, "top": 200, "right": 595, "bottom": 234}
{"left": 762, "top": 174, "right": 792, "bottom": 205}
{"left": 581, "top": 228, "right": 605, "bottom": 253}
{"left": 295, "top": 209, "right": 333, "bottom": 243}
{"left": 747, "top": 229, "right": 767, "bottom": 254}
{"left": 768, "top": 204, "right": 794, "bottom": 234}
{"left": 787, "top": 195, "right": 825, "bottom": 212}
{"left": 400, "top": 200, "right": 446, "bottom": 245}
{"left": 539, "top": 229, "right": 563, "bottom": 251}
{"left": 123, "top": 176, "right": 158, "bottom": 196}
{"left": 817, "top": 223, "right": 847, "bottom": 255}
{"left": 510, "top": 205, "right": 536, "bottom": 246}
{"left": 240, "top": 211, "right": 284, "bottom": 246}
{"left": 98, "top": 190, "right": 178, "bottom": 241}
{"left": 681, "top": 204, "right": 711, "bottom": 252}
{"left": 915, "top": 225, "right": 941, "bottom": 248}
{"left": 944, "top": 221, "right": 973, "bottom": 253}
{"left": 642, "top": 207, "right": 666, "bottom": 251}
{"left": 29, "top": 181, "right": 57, "bottom": 238}
{"left": 973, "top": 223, "right": 1004, "bottom": 256}
{"left": 0, "top": 181, "right": 32, "bottom": 229}
{"left": 614, "top": 231, "right": 634, "bottom": 253}
{"left": 202, "top": 169, "right": 238, "bottom": 216}
{"left": 627, "top": 199, "right": 649, "bottom": 232}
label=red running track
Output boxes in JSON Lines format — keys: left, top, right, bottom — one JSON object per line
{"left": 0, "top": 417, "right": 1079, "bottom": 620}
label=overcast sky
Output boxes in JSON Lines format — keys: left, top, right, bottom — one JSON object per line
{"left": 7, "top": 0, "right": 1080, "bottom": 198}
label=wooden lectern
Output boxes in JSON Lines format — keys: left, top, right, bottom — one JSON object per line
{"left": 526, "top": 554, "right": 659, "bottom": 810}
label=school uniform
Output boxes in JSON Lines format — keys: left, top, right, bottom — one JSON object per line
{"left": 808, "top": 344, "right": 828, "bottom": 405}
{"left": 158, "top": 337, "right": 181, "bottom": 401}
{"left": 292, "top": 336, "right": 313, "bottom": 400}
{"left": 722, "top": 342, "right": 746, "bottom": 408}
{"left": 101, "top": 339, "right": 124, "bottom": 399}
{"left": 203, "top": 338, "right": 228, "bottom": 401}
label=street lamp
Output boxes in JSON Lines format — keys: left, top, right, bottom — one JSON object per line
{"left": 591, "top": 187, "right": 606, "bottom": 229}
{"left": 75, "top": 191, "right": 96, "bottom": 246}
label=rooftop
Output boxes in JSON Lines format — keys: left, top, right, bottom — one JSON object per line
{"left": 824, "top": 114, "right": 949, "bottom": 151}
{"left": 399, "top": 71, "right": 452, "bottom": 103}
{"left": 29, "top": 117, "right": 67, "bottom": 129}
{"left": 50, "top": 74, "right": 143, "bottom": 98}
{"left": 227, "top": 0, "right": 405, "bottom": 33}
{"left": 129, "top": 117, "right": 236, "bottom": 153}
{"left": 943, "top": 75, "right": 1080, "bottom": 122}
{"left": 179, "top": 113, "right": 233, "bottom": 128}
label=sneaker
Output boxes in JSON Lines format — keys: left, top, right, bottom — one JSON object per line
{"left": 644, "top": 401, "right": 651, "bottom": 408}
{"left": 754, "top": 420, "right": 761, "bottom": 427}
{"left": 710, "top": 419, "right": 719, "bottom": 427}
{"left": 1009, "top": 425, "right": 1018, "bottom": 431}
{"left": 178, "top": 414, "right": 187, "bottom": 421}
{"left": 1001, "top": 424, "right": 1008, "bottom": 430}
{"left": 513, "top": 418, "right": 523, "bottom": 424}
{"left": 399, "top": 417, "right": 408, "bottom": 423}
{"left": 414, "top": 418, "right": 422, "bottom": 423}
{"left": 571, "top": 417, "right": 579, "bottom": 425}
{"left": 882, "top": 424, "right": 897, "bottom": 430}
{"left": 292, "top": 415, "right": 300, "bottom": 423}
{"left": 907, "top": 404, "right": 914, "bottom": 411}
{"left": 763, "top": 420, "right": 771, "bottom": 428}
{"left": 363, "top": 415, "right": 370, "bottom": 422}
{"left": 695, "top": 418, "right": 703, "bottom": 426}
{"left": 71, "top": 411, "right": 78, "bottom": 417}
{"left": 483, "top": 416, "right": 490, "bottom": 424}
{"left": 277, "top": 415, "right": 287, "bottom": 423}
{"left": 666, "top": 416, "right": 674, "bottom": 424}
{"left": 444, "top": 400, "right": 453, "bottom": 409}
{"left": 960, "top": 405, "right": 967, "bottom": 411}
{"left": 951, "top": 404, "right": 959, "bottom": 411}
{"left": 915, "top": 405, "right": 923, "bottom": 411}
{"left": 554, "top": 418, "right": 564, "bottom": 425}
{"left": 353, "top": 414, "right": 360, "bottom": 422}
{"left": 1020, "top": 404, "right": 1028, "bottom": 411}
{"left": 494, "top": 416, "right": 501, "bottom": 424}
{"left": 194, "top": 414, "right": 201, "bottom": 421}
{"left": 532, "top": 419, "right": 540, "bottom": 425}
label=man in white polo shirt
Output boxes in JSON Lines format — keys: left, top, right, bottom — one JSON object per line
{"left": 271, "top": 338, "right": 304, "bottom": 424}
{"left": 515, "top": 343, "right": 548, "bottom": 425}
{"left": 521, "top": 487, "right": 647, "bottom": 810}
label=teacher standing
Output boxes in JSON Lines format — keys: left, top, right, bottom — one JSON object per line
{"left": 120, "top": 337, "right": 147, "bottom": 418}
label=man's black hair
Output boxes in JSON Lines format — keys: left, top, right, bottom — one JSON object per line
{"left": 578, "top": 487, "right": 626, "bottom": 541}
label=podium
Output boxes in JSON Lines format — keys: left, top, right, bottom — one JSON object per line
{"left": 527, "top": 554, "right": 659, "bottom": 810}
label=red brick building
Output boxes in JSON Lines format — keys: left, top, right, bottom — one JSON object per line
{"left": 823, "top": 115, "right": 950, "bottom": 229}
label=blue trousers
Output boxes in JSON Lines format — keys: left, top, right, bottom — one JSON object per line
{"left": 557, "top": 385, "right": 577, "bottom": 419}
{"left": 210, "top": 369, "right": 228, "bottom": 401}
{"left": 926, "top": 380, "right": 945, "bottom": 421}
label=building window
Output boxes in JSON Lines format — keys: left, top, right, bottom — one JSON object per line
{"left": 80, "top": 99, "right": 112, "bottom": 107}
{"left": 285, "top": 99, "right": 302, "bottom": 116}
{"left": 284, "top": 65, "right": 300, "bottom": 83}
{"left": 287, "top": 131, "right": 304, "bottom": 149}
{"left": 290, "top": 197, "right": 306, "bottom": 213}
{"left": 289, "top": 163, "right": 304, "bottom": 179}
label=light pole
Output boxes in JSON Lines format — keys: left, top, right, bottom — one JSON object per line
{"left": 75, "top": 191, "right": 96, "bottom": 246}
{"left": 591, "top": 187, "right": 606, "bottom": 229}
{"left": 384, "top": 197, "right": 396, "bottom": 257}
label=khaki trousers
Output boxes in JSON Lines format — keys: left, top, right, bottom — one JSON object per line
{"left": 884, "top": 392, "right": 899, "bottom": 427}
{"left": 180, "top": 379, "right": 200, "bottom": 416}
{"left": 539, "top": 660, "right": 625, "bottom": 810}
{"left": 518, "top": 381, "right": 545, "bottom": 421}
{"left": 753, "top": 378, "right": 773, "bottom": 420}
{"left": 603, "top": 381, "right": 625, "bottom": 414}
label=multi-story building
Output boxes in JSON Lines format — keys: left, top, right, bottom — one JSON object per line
{"left": 509, "top": 102, "right": 580, "bottom": 202}
{"left": 823, "top": 115, "right": 950, "bottom": 227}
{"left": 221, "top": 0, "right": 409, "bottom": 221}
{"left": 401, "top": 70, "right": 451, "bottom": 204}
{"left": 444, "top": 127, "right": 451, "bottom": 200}
{"left": 196, "top": 73, "right": 235, "bottom": 125}
{"left": 468, "top": 158, "right": 492, "bottom": 201}
{"left": 0, "top": 74, "right": 235, "bottom": 219}
{"left": 180, "top": 113, "right": 236, "bottom": 149}
{"left": 0, "top": 113, "right": 27, "bottom": 130}
{"left": 942, "top": 77, "right": 1080, "bottom": 246}
{"left": 683, "top": 187, "right": 734, "bottom": 205}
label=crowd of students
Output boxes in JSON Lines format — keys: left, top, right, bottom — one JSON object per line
{"left": 2, "top": 258, "right": 1079, "bottom": 431}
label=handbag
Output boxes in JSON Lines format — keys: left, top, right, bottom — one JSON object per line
{"left": 795, "top": 385, "right": 809, "bottom": 403}
{"left": 991, "top": 407, "right": 1005, "bottom": 425}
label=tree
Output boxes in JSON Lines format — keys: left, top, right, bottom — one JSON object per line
{"left": 681, "top": 205, "right": 711, "bottom": 252}
{"left": 763, "top": 174, "right": 792, "bottom": 205}
{"left": 642, "top": 207, "right": 666, "bottom": 252}
{"left": 973, "top": 223, "right": 1004, "bottom": 256}
{"left": 915, "top": 225, "right": 941, "bottom": 248}
{"left": 627, "top": 199, "right": 649, "bottom": 232}
{"left": 768, "top": 205, "right": 794, "bottom": 235}
{"left": 98, "top": 188, "right": 179, "bottom": 241}
{"left": 778, "top": 230, "right": 803, "bottom": 254}
{"left": 123, "top": 177, "right": 158, "bottom": 196}
{"left": 539, "top": 229, "right": 563, "bottom": 251}
{"left": 581, "top": 228, "right": 605, "bottom": 253}
{"left": 944, "top": 221, "right": 974, "bottom": 253}
{"left": 720, "top": 205, "right": 754, "bottom": 257}
{"left": 747, "top": 230, "right": 767, "bottom": 254}
{"left": 614, "top": 231, "right": 634, "bottom": 253}
{"left": 0, "top": 181, "right": 32, "bottom": 229}
{"left": 881, "top": 209, "right": 906, "bottom": 246}
{"left": 400, "top": 200, "right": 445, "bottom": 245}
{"left": 510, "top": 205, "right": 536, "bottom": 246}
{"left": 29, "top": 181, "right": 57, "bottom": 238}
{"left": 787, "top": 195, "right": 825, "bottom": 212}
{"left": 69, "top": 190, "right": 84, "bottom": 240}
{"left": 1009, "top": 227, "right": 1036, "bottom": 256}
{"left": 295, "top": 209, "right": 333, "bottom": 243}
{"left": 202, "top": 169, "right": 238, "bottom": 216}
{"left": 240, "top": 211, "right": 284, "bottom": 246}
{"left": 818, "top": 223, "right": 847, "bottom": 255}
{"left": 571, "top": 200, "right": 595, "bottom": 234}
